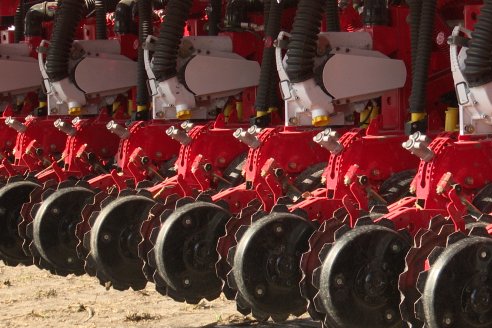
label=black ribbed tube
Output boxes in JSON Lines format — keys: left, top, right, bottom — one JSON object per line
{"left": 153, "top": 0, "right": 168, "bottom": 9}
{"left": 407, "top": 0, "right": 422, "bottom": 75}
{"left": 363, "top": 0, "right": 388, "bottom": 26}
{"left": 285, "top": 0, "right": 324, "bottom": 83}
{"left": 325, "top": 0, "right": 340, "bottom": 32}
{"left": 209, "top": 0, "right": 222, "bottom": 36}
{"left": 152, "top": 0, "right": 193, "bottom": 81}
{"left": 255, "top": 0, "right": 282, "bottom": 112}
{"left": 14, "top": 0, "right": 25, "bottom": 43}
{"left": 137, "top": 0, "right": 152, "bottom": 108}
{"left": 463, "top": 0, "right": 492, "bottom": 87}
{"left": 408, "top": 0, "right": 436, "bottom": 114}
{"left": 114, "top": 0, "right": 136, "bottom": 34}
{"left": 45, "top": 0, "right": 84, "bottom": 82}
{"left": 95, "top": 0, "right": 107, "bottom": 39}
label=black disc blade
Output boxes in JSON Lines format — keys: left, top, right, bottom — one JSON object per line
{"left": 33, "top": 186, "right": 94, "bottom": 275}
{"left": 318, "top": 225, "right": 410, "bottom": 328}
{"left": 154, "top": 202, "right": 232, "bottom": 303}
{"left": 0, "top": 180, "right": 40, "bottom": 266}
{"left": 422, "top": 236, "right": 492, "bottom": 328}
{"left": 90, "top": 195, "right": 155, "bottom": 290}
{"left": 233, "top": 213, "right": 315, "bottom": 319}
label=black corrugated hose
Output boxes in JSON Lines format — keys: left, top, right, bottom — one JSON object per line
{"left": 136, "top": 0, "right": 152, "bottom": 115}
{"left": 95, "top": 0, "right": 107, "bottom": 39}
{"left": 114, "top": 0, "right": 136, "bottom": 34}
{"left": 325, "top": 0, "right": 340, "bottom": 32}
{"left": 463, "top": 0, "right": 492, "bottom": 87}
{"left": 14, "top": 0, "right": 25, "bottom": 43}
{"left": 254, "top": 0, "right": 283, "bottom": 113}
{"left": 363, "top": 0, "right": 388, "bottom": 26}
{"left": 45, "top": 0, "right": 85, "bottom": 82}
{"left": 152, "top": 0, "right": 193, "bottom": 81}
{"left": 408, "top": 0, "right": 437, "bottom": 114}
{"left": 285, "top": 0, "right": 324, "bottom": 83}
{"left": 209, "top": 0, "right": 222, "bottom": 36}
{"left": 407, "top": 0, "right": 422, "bottom": 75}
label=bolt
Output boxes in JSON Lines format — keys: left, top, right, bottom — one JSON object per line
{"left": 102, "top": 233, "right": 112, "bottom": 242}
{"left": 391, "top": 242, "right": 401, "bottom": 253}
{"left": 183, "top": 277, "right": 191, "bottom": 286}
{"left": 203, "top": 163, "right": 212, "bottom": 172}
{"left": 67, "top": 257, "right": 74, "bottom": 264}
{"left": 288, "top": 162, "right": 297, "bottom": 170}
{"left": 255, "top": 285, "right": 265, "bottom": 297}
{"left": 274, "top": 224, "right": 283, "bottom": 234}
{"left": 52, "top": 208, "right": 60, "bottom": 215}
{"left": 465, "top": 125, "right": 475, "bottom": 134}
{"left": 442, "top": 313, "right": 453, "bottom": 326}
{"left": 183, "top": 218, "right": 193, "bottom": 227}
{"left": 385, "top": 309, "right": 395, "bottom": 322}
{"left": 372, "top": 169, "right": 380, "bottom": 177}
{"left": 218, "top": 157, "right": 226, "bottom": 165}
{"left": 335, "top": 274, "right": 345, "bottom": 287}
{"left": 155, "top": 152, "right": 162, "bottom": 158}
{"left": 479, "top": 248, "right": 489, "bottom": 260}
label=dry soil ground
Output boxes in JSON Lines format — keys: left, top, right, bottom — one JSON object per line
{"left": 0, "top": 263, "right": 319, "bottom": 328}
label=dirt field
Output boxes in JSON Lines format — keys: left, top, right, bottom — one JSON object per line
{"left": 0, "top": 263, "right": 318, "bottom": 328}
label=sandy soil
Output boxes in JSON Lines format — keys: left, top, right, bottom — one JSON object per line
{"left": 0, "top": 263, "right": 318, "bottom": 328}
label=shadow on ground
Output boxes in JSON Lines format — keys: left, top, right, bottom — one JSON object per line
{"left": 202, "top": 318, "right": 321, "bottom": 328}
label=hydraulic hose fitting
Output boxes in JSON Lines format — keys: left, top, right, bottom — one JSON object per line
{"left": 180, "top": 121, "right": 194, "bottom": 132}
{"left": 409, "top": 131, "right": 431, "bottom": 147}
{"left": 402, "top": 136, "right": 435, "bottom": 162}
{"left": 106, "top": 120, "right": 130, "bottom": 139}
{"left": 247, "top": 125, "right": 262, "bottom": 136}
{"left": 313, "top": 128, "right": 343, "bottom": 154}
{"left": 5, "top": 117, "right": 27, "bottom": 133}
{"left": 166, "top": 126, "right": 192, "bottom": 145}
{"left": 54, "top": 119, "right": 77, "bottom": 136}
{"left": 234, "top": 128, "right": 261, "bottom": 149}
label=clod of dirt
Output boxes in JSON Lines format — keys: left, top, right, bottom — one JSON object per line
{"left": 28, "top": 310, "right": 45, "bottom": 318}
{"left": 193, "top": 300, "right": 213, "bottom": 310}
{"left": 3, "top": 280, "right": 11, "bottom": 287}
{"left": 36, "top": 288, "right": 58, "bottom": 299}
{"left": 124, "top": 312, "right": 160, "bottom": 322}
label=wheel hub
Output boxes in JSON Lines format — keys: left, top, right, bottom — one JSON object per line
{"left": 357, "top": 265, "right": 388, "bottom": 301}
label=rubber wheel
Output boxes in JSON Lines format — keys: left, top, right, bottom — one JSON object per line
{"left": 318, "top": 224, "right": 410, "bottom": 328}
{"left": 154, "top": 202, "right": 231, "bottom": 303}
{"left": 90, "top": 195, "right": 155, "bottom": 290}
{"left": 0, "top": 181, "right": 40, "bottom": 266}
{"left": 422, "top": 237, "right": 492, "bottom": 328}
{"left": 233, "top": 212, "right": 316, "bottom": 319}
